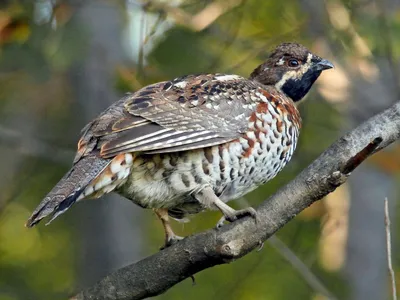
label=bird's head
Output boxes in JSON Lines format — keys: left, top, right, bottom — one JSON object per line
{"left": 250, "top": 43, "right": 334, "bottom": 102}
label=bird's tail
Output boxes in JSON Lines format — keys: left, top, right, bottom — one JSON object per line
{"left": 25, "top": 153, "right": 133, "bottom": 227}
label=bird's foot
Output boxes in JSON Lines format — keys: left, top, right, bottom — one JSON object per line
{"left": 216, "top": 207, "right": 257, "bottom": 228}
{"left": 160, "top": 234, "right": 184, "bottom": 250}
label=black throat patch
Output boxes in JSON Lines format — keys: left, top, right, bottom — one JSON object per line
{"left": 281, "top": 68, "right": 322, "bottom": 102}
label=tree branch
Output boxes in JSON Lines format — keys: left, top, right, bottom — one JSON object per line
{"left": 72, "top": 101, "right": 400, "bottom": 300}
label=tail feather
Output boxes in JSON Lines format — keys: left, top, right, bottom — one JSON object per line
{"left": 26, "top": 156, "right": 111, "bottom": 227}
{"left": 44, "top": 190, "right": 83, "bottom": 226}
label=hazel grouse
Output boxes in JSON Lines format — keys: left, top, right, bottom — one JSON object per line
{"left": 26, "top": 43, "right": 333, "bottom": 248}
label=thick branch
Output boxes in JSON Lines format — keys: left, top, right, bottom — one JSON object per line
{"left": 72, "top": 101, "right": 400, "bottom": 300}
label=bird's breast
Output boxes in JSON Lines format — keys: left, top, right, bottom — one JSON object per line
{"left": 118, "top": 96, "right": 300, "bottom": 210}
{"left": 215, "top": 97, "right": 300, "bottom": 200}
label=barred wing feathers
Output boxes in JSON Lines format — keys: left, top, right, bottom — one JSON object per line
{"left": 77, "top": 74, "right": 262, "bottom": 159}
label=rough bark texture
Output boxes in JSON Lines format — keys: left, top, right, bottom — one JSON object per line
{"left": 72, "top": 101, "right": 400, "bottom": 300}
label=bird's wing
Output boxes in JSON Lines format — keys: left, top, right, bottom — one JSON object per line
{"left": 75, "top": 74, "right": 263, "bottom": 160}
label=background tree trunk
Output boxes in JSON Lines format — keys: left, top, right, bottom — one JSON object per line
{"left": 68, "top": 1, "right": 143, "bottom": 287}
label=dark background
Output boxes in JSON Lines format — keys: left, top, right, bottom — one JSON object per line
{"left": 0, "top": 0, "right": 399, "bottom": 299}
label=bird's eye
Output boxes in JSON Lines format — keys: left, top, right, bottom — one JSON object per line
{"left": 288, "top": 59, "right": 299, "bottom": 67}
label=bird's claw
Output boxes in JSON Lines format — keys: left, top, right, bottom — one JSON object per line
{"left": 160, "top": 235, "right": 184, "bottom": 250}
{"left": 257, "top": 241, "right": 264, "bottom": 252}
{"left": 216, "top": 207, "right": 257, "bottom": 228}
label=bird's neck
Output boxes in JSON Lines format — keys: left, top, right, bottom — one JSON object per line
{"left": 274, "top": 69, "right": 322, "bottom": 102}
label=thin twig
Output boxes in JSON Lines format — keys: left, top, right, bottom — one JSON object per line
{"left": 232, "top": 197, "right": 337, "bottom": 298}
{"left": 384, "top": 197, "right": 397, "bottom": 300}
{"left": 268, "top": 235, "right": 338, "bottom": 300}
{"left": 142, "top": 12, "right": 165, "bottom": 45}
{"left": 237, "top": 198, "right": 336, "bottom": 299}
{"left": 141, "top": 0, "right": 242, "bottom": 32}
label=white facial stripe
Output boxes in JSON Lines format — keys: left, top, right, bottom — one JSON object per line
{"left": 275, "top": 70, "right": 298, "bottom": 90}
{"left": 299, "top": 53, "right": 313, "bottom": 74}
{"left": 306, "top": 52, "right": 312, "bottom": 63}
{"left": 275, "top": 53, "right": 314, "bottom": 90}
{"left": 276, "top": 57, "right": 285, "bottom": 66}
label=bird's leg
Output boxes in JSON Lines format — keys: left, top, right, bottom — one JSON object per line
{"left": 195, "top": 186, "right": 257, "bottom": 228}
{"left": 154, "top": 208, "right": 183, "bottom": 249}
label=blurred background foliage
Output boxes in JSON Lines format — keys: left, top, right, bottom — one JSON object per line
{"left": 0, "top": 0, "right": 399, "bottom": 299}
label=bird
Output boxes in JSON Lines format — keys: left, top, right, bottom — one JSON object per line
{"left": 25, "top": 43, "right": 333, "bottom": 248}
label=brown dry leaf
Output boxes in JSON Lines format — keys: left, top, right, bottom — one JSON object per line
{"left": 53, "top": 2, "right": 74, "bottom": 26}
{"left": 319, "top": 184, "right": 350, "bottom": 271}
{"left": 0, "top": 19, "right": 30, "bottom": 44}
{"left": 0, "top": 10, "right": 11, "bottom": 32}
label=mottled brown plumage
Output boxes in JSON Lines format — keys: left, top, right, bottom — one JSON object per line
{"left": 26, "top": 43, "right": 333, "bottom": 248}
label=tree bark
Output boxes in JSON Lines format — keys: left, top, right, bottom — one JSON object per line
{"left": 71, "top": 99, "right": 400, "bottom": 299}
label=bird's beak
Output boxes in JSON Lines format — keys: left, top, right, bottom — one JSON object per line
{"left": 315, "top": 58, "right": 334, "bottom": 71}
